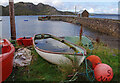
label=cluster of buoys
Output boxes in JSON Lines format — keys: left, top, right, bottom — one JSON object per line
{"left": 87, "top": 55, "right": 113, "bottom": 82}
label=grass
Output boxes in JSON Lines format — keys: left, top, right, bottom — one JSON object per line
{"left": 5, "top": 40, "right": 120, "bottom": 82}
{"left": 77, "top": 42, "right": 120, "bottom": 82}
{"left": 6, "top": 47, "right": 63, "bottom": 82}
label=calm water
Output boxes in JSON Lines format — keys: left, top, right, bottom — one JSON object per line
{"left": 51, "top": 14, "right": 120, "bottom": 20}
{"left": 1, "top": 16, "right": 98, "bottom": 39}
{"left": 0, "top": 15, "right": 119, "bottom": 48}
{"left": 90, "top": 14, "right": 120, "bottom": 20}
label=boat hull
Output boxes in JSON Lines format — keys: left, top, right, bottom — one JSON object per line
{"left": 33, "top": 34, "right": 86, "bottom": 65}
{"left": 0, "top": 39, "right": 15, "bottom": 82}
{"left": 16, "top": 37, "right": 33, "bottom": 46}
{"left": 35, "top": 47, "right": 85, "bottom": 65}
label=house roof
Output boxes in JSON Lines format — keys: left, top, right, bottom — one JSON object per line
{"left": 77, "top": 10, "right": 89, "bottom": 14}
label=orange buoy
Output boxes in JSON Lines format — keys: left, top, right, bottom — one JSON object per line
{"left": 86, "top": 55, "right": 102, "bottom": 69}
{"left": 94, "top": 63, "right": 113, "bottom": 82}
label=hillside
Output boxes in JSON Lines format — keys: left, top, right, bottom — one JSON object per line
{"left": 1, "top": 2, "right": 74, "bottom": 16}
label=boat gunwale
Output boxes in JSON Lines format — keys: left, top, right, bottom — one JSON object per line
{"left": 16, "top": 37, "right": 33, "bottom": 40}
{"left": 0, "top": 39, "right": 15, "bottom": 60}
{"left": 33, "top": 34, "right": 87, "bottom": 56}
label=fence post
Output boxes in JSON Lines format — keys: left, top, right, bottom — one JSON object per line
{"left": 9, "top": 0, "right": 16, "bottom": 40}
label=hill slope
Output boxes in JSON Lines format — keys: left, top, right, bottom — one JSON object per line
{"left": 1, "top": 2, "right": 74, "bottom": 16}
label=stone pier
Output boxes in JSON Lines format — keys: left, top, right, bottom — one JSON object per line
{"left": 38, "top": 16, "right": 120, "bottom": 38}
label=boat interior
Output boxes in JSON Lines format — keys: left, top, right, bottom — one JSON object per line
{"left": 0, "top": 39, "right": 11, "bottom": 54}
{"left": 34, "top": 34, "right": 80, "bottom": 53}
{"left": 18, "top": 36, "right": 32, "bottom": 39}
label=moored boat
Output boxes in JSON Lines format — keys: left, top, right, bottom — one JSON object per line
{"left": 33, "top": 34, "right": 87, "bottom": 65}
{"left": 0, "top": 39, "right": 15, "bottom": 82}
{"left": 24, "top": 20, "right": 28, "bottom": 21}
{"left": 62, "top": 36, "right": 94, "bottom": 50}
{"left": 16, "top": 37, "right": 33, "bottom": 46}
{"left": 38, "top": 16, "right": 49, "bottom": 21}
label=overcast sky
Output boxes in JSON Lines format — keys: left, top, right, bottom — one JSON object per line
{"left": 0, "top": 0, "right": 120, "bottom": 14}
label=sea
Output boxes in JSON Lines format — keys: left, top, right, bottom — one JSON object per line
{"left": 0, "top": 14, "right": 119, "bottom": 48}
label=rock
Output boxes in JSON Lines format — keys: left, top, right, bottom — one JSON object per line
{"left": 13, "top": 48, "right": 32, "bottom": 67}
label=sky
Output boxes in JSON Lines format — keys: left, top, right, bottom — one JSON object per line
{"left": 0, "top": 0, "right": 120, "bottom": 14}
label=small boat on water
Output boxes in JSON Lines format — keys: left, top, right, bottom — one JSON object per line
{"left": 0, "top": 39, "right": 15, "bottom": 82}
{"left": 16, "top": 37, "right": 33, "bottom": 47}
{"left": 24, "top": 20, "right": 28, "bottom": 21}
{"left": 38, "top": 16, "right": 49, "bottom": 21}
{"left": 33, "top": 34, "right": 87, "bottom": 65}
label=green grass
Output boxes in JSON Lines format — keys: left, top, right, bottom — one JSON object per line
{"left": 77, "top": 42, "right": 120, "bottom": 82}
{"left": 5, "top": 40, "right": 120, "bottom": 82}
{"left": 6, "top": 48, "right": 63, "bottom": 82}
{"left": 93, "top": 43, "right": 119, "bottom": 82}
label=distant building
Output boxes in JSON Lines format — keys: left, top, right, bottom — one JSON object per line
{"left": 78, "top": 10, "right": 89, "bottom": 17}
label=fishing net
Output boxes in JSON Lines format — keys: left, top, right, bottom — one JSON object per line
{"left": 62, "top": 36, "right": 95, "bottom": 82}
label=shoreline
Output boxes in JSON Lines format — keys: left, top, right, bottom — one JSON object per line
{"left": 39, "top": 16, "right": 119, "bottom": 49}
{"left": 46, "top": 16, "right": 120, "bottom": 38}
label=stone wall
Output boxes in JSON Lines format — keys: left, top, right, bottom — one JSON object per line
{"left": 39, "top": 16, "right": 120, "bottom": 38}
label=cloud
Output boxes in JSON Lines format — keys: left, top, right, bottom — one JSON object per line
{"left": 88, "top": 8, "right": 94, "bottom": 13}
{"left": 52, "top": 0, "right": 62, "bottom": 6}
{"left": 0, "top": 0, "right": 8, "bottom": 6}
{"left": 0, "top": 0, "right": 63, "bottom": 6}
{"left": 0, "top": 0, "right": 118, "bottom": 14}
{"left": 109, "top": 8, "right": 118, "bottom": 13}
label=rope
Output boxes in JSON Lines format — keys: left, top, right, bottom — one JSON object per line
{"left": 61, "top": 37, "right": 95, "bottom": 82}
{"left": 61, "top": 52, "right": 95, "bottom": 82}
{"left": 82, "top": 51, "right": 95, "bottom": 81}
{"left": 69, "top": 72, "right": 78, "bottom": 82}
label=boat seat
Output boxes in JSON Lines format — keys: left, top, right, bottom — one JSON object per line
{"left": 23, "top": 37, "right": 31, "bottom": 39}
{"left": 41, "top": 34, "right": 45, "bottom": 39}
{"left": 2, "top": 45, "right": 11, "bottom": 53}
{"left": 23, "top": 37, "right": 26, "bottom": 39}
{"left": 35, "top": 35, "right": 41, "bottom": 39}
{"left": 44, "top": 35, "right": 52, "bottom": 39}
{"left": 61, "top": 40, "right": 65, "bottom": 43}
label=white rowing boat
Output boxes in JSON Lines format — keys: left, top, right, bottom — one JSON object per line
{"left": 33, "top": 34, "right": 87, "bottom": 65}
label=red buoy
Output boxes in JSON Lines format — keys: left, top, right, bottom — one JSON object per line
{"left": 94, "top": 63, "right": 113, "bottom": 82}
{"left": 86, "top": 55, "right": 102, "bottom": 69}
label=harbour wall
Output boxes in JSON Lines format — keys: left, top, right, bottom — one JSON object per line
{"left": 38, "top": 16, "right": 120, "bottom": 38}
